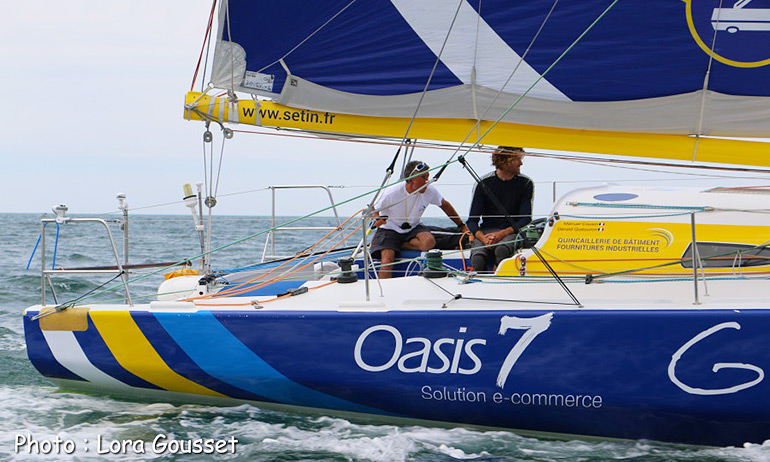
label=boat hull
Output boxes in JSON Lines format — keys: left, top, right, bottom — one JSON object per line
{"left": 24, "top": 307, "right": 770, "bottom": 446}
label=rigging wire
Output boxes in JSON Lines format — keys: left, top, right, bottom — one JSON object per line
{"left": 255, "top": 0, "right": 360, "bottom": 76}
{"left": 367, "top": 0, "right": 466, "bottom": 213}
{"left": 433, "top": 0, "right": 561, "bottom": 181}
{"left": 400, "top": 139, "right": 417, "bottom": 179}
{"left": 214, "top": 134, "right": 227, "bottom": 199}
{"left": 555, "top": 155, "right": 770, "bottom": 179}
{"left": 202, "top": 129, "right": 211, "bottom": 200}
{"left": 422, "top": 275, "right": 580, "bottom": 307}
{"left": 456, "top": 0, "right": 620, "bottom": 164}
{"left": 458, "top": 155, "right": 581, "bottom": 306}
{"left": 693, "top": 0, "right": 726, "bottom": 161}
{"left": 355, "top": 0, "right": 619, "bottom": 198}
{"left": 395, "top": 0, "right": 465, "bottom": 151}
{"left": 32, "top": 271, "right": 127, "bottom": 321}
{"left": 191, "top": 213, "right": 364, "bottom": 300}
{"left": 200, "top": 0, "right": 217, "bottom": 93}
{"left": 191, "top": 0, "right": 219, "bottom": 91}
{"left": 90, "top": 134, "right": 768, "bottom": 218}
{"left": 471, "top": 0, "right": 482, "bottom": 122}
{"left": 227, "top": 127, "right": 770, "bottom": 176}
{"left": 48, "top": 174, "right": 408, "bottom": 305}
{"left": 225, "top": 0, "right": 236, "bottom": 94}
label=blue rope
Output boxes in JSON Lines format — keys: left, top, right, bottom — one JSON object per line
{"left": 214, "top": 249, "right": 352, "bottom": 274}
{"left": 26, "top": 223, "right": 47, "bottom": 270}
{"left": 51, "top": 223, "right": 61, "bottom": 270}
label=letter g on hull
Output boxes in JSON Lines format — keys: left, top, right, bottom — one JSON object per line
{"left": 668, "top": 322, "right": 764, "bottom": 395}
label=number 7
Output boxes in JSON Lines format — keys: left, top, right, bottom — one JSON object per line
{"left": 496, "top": 313, "right": 554, "bottom": 388}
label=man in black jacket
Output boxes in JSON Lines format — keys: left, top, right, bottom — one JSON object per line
{"left": 466, "top": 146, "right": 534, "bottom": 271}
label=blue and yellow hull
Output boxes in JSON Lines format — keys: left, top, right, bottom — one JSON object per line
{"left": 23, "top": 305, "right": 770, "bottom": 446}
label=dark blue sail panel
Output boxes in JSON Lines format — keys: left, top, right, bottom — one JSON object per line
{"left": 496, "top": 1, "right": 710, "bottom": 101}
{"left": 224, "top": 0, "right": 462, "bottom": 96}
{"left": 220, "top": 0, "right": 770, "bottom": 100}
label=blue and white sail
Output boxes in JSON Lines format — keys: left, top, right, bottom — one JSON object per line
{"left": 187, "top": 0, "right": 770, "bottom": 165}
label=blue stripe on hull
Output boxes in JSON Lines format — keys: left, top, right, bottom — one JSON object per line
{"left": 153, "top": 311, "right": 386, "bottom": 415}
{"left": 73, "top": 316, "right": 161, "bottom": 390}
{"left": 131, "top": 313, "right": 265, "bottom": 400}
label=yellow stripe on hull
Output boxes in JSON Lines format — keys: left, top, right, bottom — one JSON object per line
{"left": 184, "top": 92, "right": 770, "bottom": 169}
{"left": 89, "top": 311, "right": 225, "bottom": 397}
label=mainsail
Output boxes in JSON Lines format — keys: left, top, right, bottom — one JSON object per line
{"left": 186, "top": 0, "right": 770, "bottom": 166}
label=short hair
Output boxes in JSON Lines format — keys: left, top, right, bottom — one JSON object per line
{"left": 492, "top": 146, "right": 524, "bottom": 168}
{"left": 403, "top": 160, "right": 429, "bottom": 179}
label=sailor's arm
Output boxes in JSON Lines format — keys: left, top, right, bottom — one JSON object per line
{"left": 439, "top": 199, "right": 471, "bottom": 236}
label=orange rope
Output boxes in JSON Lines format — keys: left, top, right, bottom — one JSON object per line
{"left": 190, "top": 0, "right": 218, "bottom": 91}
{"left": 202, "top": 222, "right": 363, "bottom": 299}
{"left": 185, "top": 209, "right": 364, "bottom": 301}
{"left": 205, "top": 212, "right": 363, "bottom": 298}
{"left": 458, "top": 230, "right": 473, "bottom": 272}
{"left": 194, "top": 280, "right": 339, "bottom": 307}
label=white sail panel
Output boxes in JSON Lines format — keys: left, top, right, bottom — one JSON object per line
{"left": 390, "top": 0, "right": 568, "bottom": 101}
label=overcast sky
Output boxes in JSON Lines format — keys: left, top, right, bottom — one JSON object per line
{"left": 3, "top": 1, "right": 767, "bottom": 221}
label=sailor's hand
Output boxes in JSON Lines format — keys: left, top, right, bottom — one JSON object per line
{"left": 459, "top": 223, "right": 473, "bottom": 241}
{"left": 486, "top": 232, "right": 502, "bottom": 245}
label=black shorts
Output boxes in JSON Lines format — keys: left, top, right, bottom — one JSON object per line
{"left": 370, "top": 224, "right": 430, "bottom": 258}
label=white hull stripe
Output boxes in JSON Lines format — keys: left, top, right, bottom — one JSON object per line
{"left": 42, "top": 330, "right": 128, "bottom": 388}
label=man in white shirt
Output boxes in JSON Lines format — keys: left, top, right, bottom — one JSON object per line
{"left": 371, "top": 161, "right": 469, "bottom": 278}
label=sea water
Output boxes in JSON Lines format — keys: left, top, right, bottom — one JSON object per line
{"left": 1, "top": 212, "right": 769, "bottom": 462}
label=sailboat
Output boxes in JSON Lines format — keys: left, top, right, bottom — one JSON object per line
{"left": 23, "top": 0, "right": 770, "bottom": 447}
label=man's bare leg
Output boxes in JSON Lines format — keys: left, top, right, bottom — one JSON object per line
{"left": 401, "top": 231, "right": 435, "bottom": 252}
{"left": 379, "top": 248, "right": 396, "bottom": 279}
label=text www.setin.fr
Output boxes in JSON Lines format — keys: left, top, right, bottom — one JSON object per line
{"left": 244, "top": 107, "right": 337, "bottom": 125}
